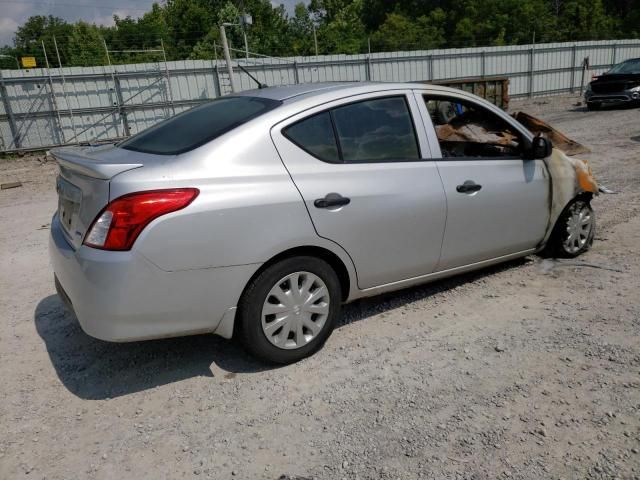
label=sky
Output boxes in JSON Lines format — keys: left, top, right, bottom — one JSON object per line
{"left": 0, "top": 0, "right": 304, "bottom": 47}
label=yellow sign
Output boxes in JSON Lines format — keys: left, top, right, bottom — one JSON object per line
{"left": 21, "top": 56, "right": 36, "bottom": 68}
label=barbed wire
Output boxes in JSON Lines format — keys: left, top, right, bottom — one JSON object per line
{"left": 4, "top": 27, "right": 630, "bottom": 69}
{"left": 20, "top": 32, "right": 545, "bottom": 50}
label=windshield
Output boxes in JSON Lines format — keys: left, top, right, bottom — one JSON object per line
{"left": 120, "top": 96, "right": 281, "bottom": 155}
{"left": 607, "top": 58, "right": 640, "bottom": 74}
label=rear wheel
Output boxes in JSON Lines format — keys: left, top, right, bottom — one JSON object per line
{"left": 545, "top": 199, "right": 595, "bottom": 258}
{"left": 237, "top": 256, "right": 341, "bottom": 364}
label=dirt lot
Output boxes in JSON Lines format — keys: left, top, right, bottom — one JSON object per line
{"left": 1, "top": 95, "right": 639, "bottom": 480}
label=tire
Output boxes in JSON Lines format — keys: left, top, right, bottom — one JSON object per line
{"left": 237, "top": 256, "right": 341, "bottom": 364}
{"left": 545, "top": 199, "right": 595, "bottom": 258}
{"left": 587, "top": 102, "right": 601, "bottom": 111}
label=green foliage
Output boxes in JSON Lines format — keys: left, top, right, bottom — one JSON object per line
{"left": 559, "top": 0, "right": 617, "bottom": 41}
{"left": 314, "top": 0, "right": 367, "bottom": 54}
{"left": 370, "top": 11, "right": 446, "bottom": 51}
{"left": 164, "top": 0, "right": 215, "bottom": 59}
{"left": 66, "top": 22, "right": 107, "bottom": 67}
{"left": 0, "top": 0, "right": 637, "bottom": 68}
{"left": 288, "top": 3, "right": 316, "bottom": 55}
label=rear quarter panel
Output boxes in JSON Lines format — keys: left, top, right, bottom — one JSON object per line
{"left": 110, "top": 123, "right": 357, "bottom": 283}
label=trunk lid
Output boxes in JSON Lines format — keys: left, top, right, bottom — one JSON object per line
{"left": 51, "top": 144, "right": 144, "bottom": 249}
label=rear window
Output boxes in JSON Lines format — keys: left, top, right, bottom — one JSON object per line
{"left": 120, "top": 96, "right": 281, "bottom": 155}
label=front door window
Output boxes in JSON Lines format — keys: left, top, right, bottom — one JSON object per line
{"left": 423, "top": 96, "right": 522, "bottom": 158}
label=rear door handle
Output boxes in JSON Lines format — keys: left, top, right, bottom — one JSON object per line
{"left": 314, "top": 193, "right": 351, "bottom": 209}
{"left": 456, "top": 181, "right": 482, "bottom": 194}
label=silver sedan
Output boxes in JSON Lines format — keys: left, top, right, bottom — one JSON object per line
{"left": 50, "top": 82, "right": 596, "bottom": 363}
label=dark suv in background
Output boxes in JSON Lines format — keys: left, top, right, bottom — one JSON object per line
{"left": 585, "top": 58, "right": 640, "bottom": 110}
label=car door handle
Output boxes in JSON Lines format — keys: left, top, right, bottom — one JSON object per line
{"left": 456, "top": 181, "right": 482, "bottom": 194}
{"left": 314, "top": 193, "right": 351, "bottom": 209}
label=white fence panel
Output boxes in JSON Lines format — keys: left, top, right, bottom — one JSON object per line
{"left": 1, "top": 39, "right": 640, "bottom": 152}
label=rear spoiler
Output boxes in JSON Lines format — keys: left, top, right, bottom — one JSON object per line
{"left": 51, "top": 146, "right": 143, "bottom": 180}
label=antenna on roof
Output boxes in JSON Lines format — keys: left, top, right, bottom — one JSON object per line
{"left": 237, "top": 64, "right": 268, "bottom": 89}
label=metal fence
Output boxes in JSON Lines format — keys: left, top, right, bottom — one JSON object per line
{"left": 1, "top": 39, "right": 639, "bottom": 153}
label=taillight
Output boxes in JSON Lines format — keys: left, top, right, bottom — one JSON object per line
{"left": 84, "top": 188, "right": 199, "bottom": 251}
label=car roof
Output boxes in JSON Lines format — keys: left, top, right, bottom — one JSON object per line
{"left": 234, "top": 82, "right": 359, "bottom": 101}
{"left": 231, "top": 81, "right": 527, "bottom": 136}
{"left": 234, "top": 81, "right": 458, "bottom": 103}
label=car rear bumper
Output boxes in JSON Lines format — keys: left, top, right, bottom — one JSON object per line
{"left": 49, "top": 213, "right": 258, "bottom": 342}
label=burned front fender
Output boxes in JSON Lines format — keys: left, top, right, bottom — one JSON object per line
{"left": 542, "top": 148, "right": 598, "bottom": 244}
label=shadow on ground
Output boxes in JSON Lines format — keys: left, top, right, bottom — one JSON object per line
{"left": 35, "top": 257, "right": 528, "bottom": 400}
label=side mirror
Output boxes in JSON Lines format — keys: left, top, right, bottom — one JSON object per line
{"left": 530, "top": 136, "right": 552, "bottom": 159}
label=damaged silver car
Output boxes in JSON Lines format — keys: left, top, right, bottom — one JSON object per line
{"left": 49, "top": 82, "right": 598, "bottom": 363}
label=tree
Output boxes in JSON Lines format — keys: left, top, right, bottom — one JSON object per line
{"left": 0, "top": 0, "right": 637, "bottom": 69}
{"left": 308, "top": 0, "right": 356, "bottom": 23}
{"left": 370, "top": 11, "right": 445, "bottom": 51}
{"left": 314, "top": 0, "right": 367, "bottom": 54}
{"left": 559, "top": 0, "right": 616, "bottom": 40}
{"left": 241, "top": 0, "right": 292, "bottom": 57}
{"left": 164, "top": 0, "right": 215, "bottom": 59}
{"left": 287, "top": 3, "right": 316, "bottom": 56}
{"left": 622, "top": 5, "right": 640, "bottom": 37}
{"left": 12, "top": 15, "right": 73, "bottom": 65}
{"left": 66, "top": 22, "right": 106, "bottom": 66}
{"left": 0, "top": 46, "right": 20, "bottom": 68}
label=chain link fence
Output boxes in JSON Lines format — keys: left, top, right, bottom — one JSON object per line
{"left": 1, "top": 39, "right": 639, "bottom": 153}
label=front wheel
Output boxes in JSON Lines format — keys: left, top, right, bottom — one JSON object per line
{"left": 237, "top": 256, "right": 341, "bottom": 364}
{"left": 545, "top": 199, "right": 595, "bottom": 258}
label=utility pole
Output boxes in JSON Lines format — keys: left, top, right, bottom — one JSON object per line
{"left": 160, "top": 39, "right": 175, "bottom": 115}
{"left": 313, "top": 25, "right": 319, "bottom": 56}
{"left": 219, "top": 24, "right": 237, "bottom": 93}
{"left": 240, "top": 14, "right": 252, "bottom": 59}
{"left": 42, "top": 40, "right": 65, "bottom": 144}
{"left": 53, "top": 35, "right": 79, "bottom": 144}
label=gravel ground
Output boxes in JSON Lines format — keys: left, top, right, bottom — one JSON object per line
{"left": 1, "top": 94, "right": 639, "bottom": 480}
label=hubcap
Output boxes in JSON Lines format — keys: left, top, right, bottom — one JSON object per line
{"left": 563, "top": 204, "right": 593, "bottom": 254}
{"left": 261, "top": 271, "right": 330, "bottom": 350}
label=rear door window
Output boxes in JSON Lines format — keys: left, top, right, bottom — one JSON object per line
{"left": 283, "top": 95, "right": 420, "bottom": 163}
{"left": 283, "top": 112, "right": 340, "bottom": 163}
{"left": 332, "top": 97, "right": 420, "bottom": 163}
{"left": 120, "top": 96, "right": 281, "bottom": 155}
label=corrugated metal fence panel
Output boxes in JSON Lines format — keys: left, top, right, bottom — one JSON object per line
{"left": 617, "top": 45, "right": 640, "bottom": 63}
{"left": 2, "top": 39, "right": 640, "bottom": 152}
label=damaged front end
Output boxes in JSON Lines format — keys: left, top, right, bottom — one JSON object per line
{"left": 512, "top": 111, "right": 590, "bottom": 156}
{"left": 542, "top": 148, "right": 598, "bottom": 241}
{"left": 510, "top": 111, "right": 599, "bottom": 240}
{"left": 427, "top": 97, "right": 600, "bottom": 246}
